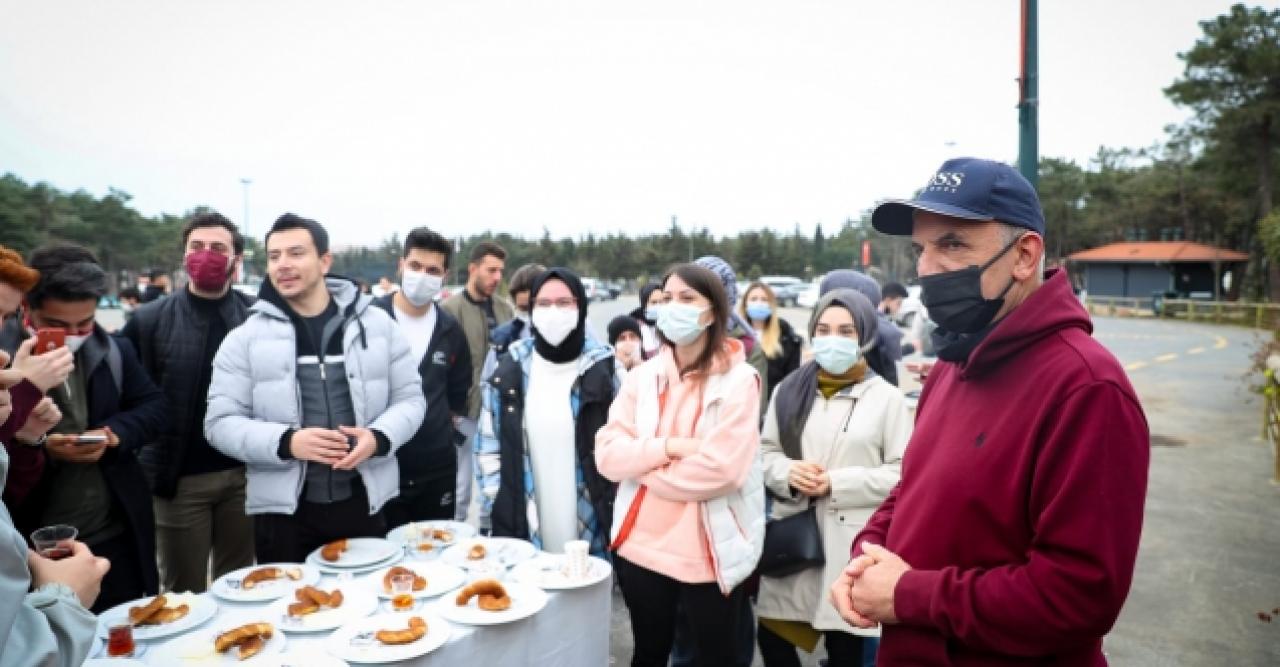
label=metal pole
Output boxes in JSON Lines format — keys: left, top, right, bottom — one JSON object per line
{"left": 239, "top": 179, "right": 253, "bottom": 280}
{"left": 1017, "top": 0, "right": 1039, "bottom": 189}
{"left": 240, "top": 178, "right": 252, "bottom": 240}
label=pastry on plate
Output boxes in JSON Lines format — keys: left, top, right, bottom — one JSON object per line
{"left": 241, "top": 566, "right": 303, "bottom": 589}
{"left": 213, "top": 622, "right": 273, "bottom": 657}
{"left": 375, "top": 616, "right": 427, "bottom": 645}
{"left": 127, "top": 595, "right": 191, "bottom": 625}
{"left": 454, "top": 578, "right": 512, "bottom": 612}
{"left": 381, "top": 566, "right": 426, "bottom": 592}
{"left": 320, "top": 539, "right": 349, "bottom": 562}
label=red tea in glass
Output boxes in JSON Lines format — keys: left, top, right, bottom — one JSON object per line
{"left": 31, "top": 524, "right": 78, "bottom": 560}
{"left": 38, "top": 545, "right": 73, "bottom": 560}
{"left": 392, "top": 593, "right": 415, "bottom": 611}
{"left": 106, "top": 623, "right": 135, "bottom": 657}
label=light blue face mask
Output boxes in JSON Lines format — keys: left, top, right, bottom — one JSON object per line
{"left": 811, "top": 335, "right": 861, "bottom": 375}
{"left": 746, "top": 303, "right": 772, "bottom": 321}
{"left": 657, "top": 302, "right": 708, "bottom": 346}
{"left": 645, "top": 304, "right": 665, "bottom": 323}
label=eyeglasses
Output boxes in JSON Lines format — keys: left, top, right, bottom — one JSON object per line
{"left": 535, "top": 298, "right": 577, "bottom": 309}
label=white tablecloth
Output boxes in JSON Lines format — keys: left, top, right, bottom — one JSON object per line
{"left": 114, "top": 563, "right": 612, "bottom": 666}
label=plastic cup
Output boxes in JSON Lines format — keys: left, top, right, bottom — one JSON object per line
{"left": 30, "top": 525, "right": 77, "bottom": 560}
{"left": 564, "top": 540, "right": 589, "bottom": 580}
{"left": 391, "top": 573, "right": 416, "bottom": 611}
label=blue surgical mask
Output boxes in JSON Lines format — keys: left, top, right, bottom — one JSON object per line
{"left": 811, "top": 335, "right": 861, "bottom": 375}
{"left": 657, "top": 302, "right": 708, "bottom": 346}
{"left": 746, "top": 303, "right": 772, "bottom": 321}
{"left": 645, "top": 305, "right": 665, "bottom": 323}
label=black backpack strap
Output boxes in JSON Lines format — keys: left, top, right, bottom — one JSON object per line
{"left": 106, "top": 336, "right": 123, "bottom": 396}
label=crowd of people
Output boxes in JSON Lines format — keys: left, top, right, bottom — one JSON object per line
{"left": 0, "top": 158, "right": 1150, "bottom": 667}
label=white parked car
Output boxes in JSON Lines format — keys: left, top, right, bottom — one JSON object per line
{"left": 796, "top": 282, "right": 821, "bottom": 308}
{"left": 759, "top": 276, "right": 804, "bottom": 306}
{"left": 581, "top": 277, "right": 608, "bottom": 302}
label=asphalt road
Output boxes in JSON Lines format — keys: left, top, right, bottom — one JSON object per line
{"left": 100, "top": 298, "right": 1280, "bottom": 665}
{"left": 589, "top": 299, "right": 1279, "bottom": 666}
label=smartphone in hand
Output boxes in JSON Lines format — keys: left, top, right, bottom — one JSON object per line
{"left": 71, "top": 434, "right": 109, "bottom": 446}
{"left": 35, "top": 328, "right": 65, "bottom": 354}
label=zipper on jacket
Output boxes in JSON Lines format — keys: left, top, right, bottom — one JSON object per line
{"left": 307, "top": 315, "right": 338, "bottom": 499}
{"left": 841, "top": 397, "right": 857, "bottom": 433}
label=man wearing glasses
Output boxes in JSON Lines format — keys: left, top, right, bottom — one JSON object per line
{"left": 474, "top": 268, "right": 618, "bottom": 556}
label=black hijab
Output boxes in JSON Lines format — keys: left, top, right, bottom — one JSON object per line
{"left": 633, "top": 282, "right": 661, "bottom": 324}
{"left": 529, "top": 267, "right": 588, "bottom": 363}
{"left": 607, "top": 315, "right": 642, "bottom": 346}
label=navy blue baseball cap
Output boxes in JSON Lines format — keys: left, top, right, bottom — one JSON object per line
{"left": 871, "top": 158, "right": 1045, "bottom": 236}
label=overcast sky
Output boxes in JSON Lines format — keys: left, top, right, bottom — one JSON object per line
{"left": 0, "top": 0, "right": 1236, "bottom": 247}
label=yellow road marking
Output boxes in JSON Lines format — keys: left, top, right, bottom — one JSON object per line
{"left": 1125, "top": 362, "right": 1148, "bottom": 371}
{"left": 1187, "top": 347, "right": 1205, "bottom": 355}
{"left": 1154, "top": 354, "right": 1178, "bottom": 363}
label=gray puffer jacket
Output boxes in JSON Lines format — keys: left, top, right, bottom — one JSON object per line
{"left": 204, "top": 278, "right": 426, "bottom": 516}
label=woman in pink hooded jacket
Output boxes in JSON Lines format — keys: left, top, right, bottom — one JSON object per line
{"left": 596, "top": 263, "right": 764, "bottom": 667}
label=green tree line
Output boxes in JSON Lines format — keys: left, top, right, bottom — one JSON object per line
{"left": 2, "top": 5, "right": 1277, "bottom": 297}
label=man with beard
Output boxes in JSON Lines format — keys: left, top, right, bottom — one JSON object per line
{"left": 121, "top": 212, "right": 256, "bottom": 594}
{"left": 441, "top": 241, "right": 512, "bottom": 522}
{"left": 14, "top": 244, "right": 166, "bottom": 612}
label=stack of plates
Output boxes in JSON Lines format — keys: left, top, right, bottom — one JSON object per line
{"left": 305, "top": 538, "right": 403, "bottom": 575}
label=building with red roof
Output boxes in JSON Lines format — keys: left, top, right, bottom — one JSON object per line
{"left": 1067, "top": 241, "right": 1248, "bottom": 299}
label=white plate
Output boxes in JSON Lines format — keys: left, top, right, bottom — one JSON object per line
{"left": 251, "top": 649, "right": 349, "bottom": 667}
{"left": 265, "top": 583, "right": 379, "bottom": 633}
{"left": 86, "top": 659, "right": 146, "bottom": 667}
{"left": 510, "top": 553, "right": 613, "bottom": 590}
{"left": 311, "top": 550, "right": 403, "bottom": 577}
{"left": 363, "top": 561, "right": 467, "bottom": 600}
{"left": 436, "top": 581, "right": 548, "bottom": 626}
{"left": 325, "top": 612, "right": 451, "bottom": 664}
{"left": 306, "top": 538, "right": 401, "bottom": 569}
{"left": 96, "top": 593, "right": 217, "bottom": 641}
{"left": 211, "top": 563, "right": 321, "bottom": 603}
{"left": 385, "top": 520, "right": 476, "bottom": 546}
{"left": 144, "top": 623, "right": 286, "bottom": 665}
{"left": 441, "top": 537, "right": 537, "bottom": 570}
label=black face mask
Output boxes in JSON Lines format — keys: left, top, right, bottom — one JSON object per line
{"left": 920, "top": 234, "right": 1023, "bottom": 334}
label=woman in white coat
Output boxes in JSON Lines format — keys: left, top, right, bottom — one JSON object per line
{"left": 755, "top": 288, "right": 912, "bottom": 667}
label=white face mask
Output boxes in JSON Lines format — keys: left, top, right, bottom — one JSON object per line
{"left": 657, "top": 302, "right": 709, "bottom": 346}
{"left": 65, "top": 333, "right": 91, "bottom": 354}
{"left": 531, "top": 306, "right": 579, "bottom": 346}
{"left": 616, "top": 340, "right": 640, "bottom": 361}
{"left": 401, "top": 270, "right": 443, "bottom": 307}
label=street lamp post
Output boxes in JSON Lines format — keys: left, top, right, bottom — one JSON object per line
{"left": 240, "top": 178, "right": 253, "bottom": 281}
{"left": 240, "top": 178, "right": 252, "bottom": 240}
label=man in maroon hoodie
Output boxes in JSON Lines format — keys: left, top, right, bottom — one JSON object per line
{"left": 829, "top": 158, "right": 1149, "bottom": 666}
